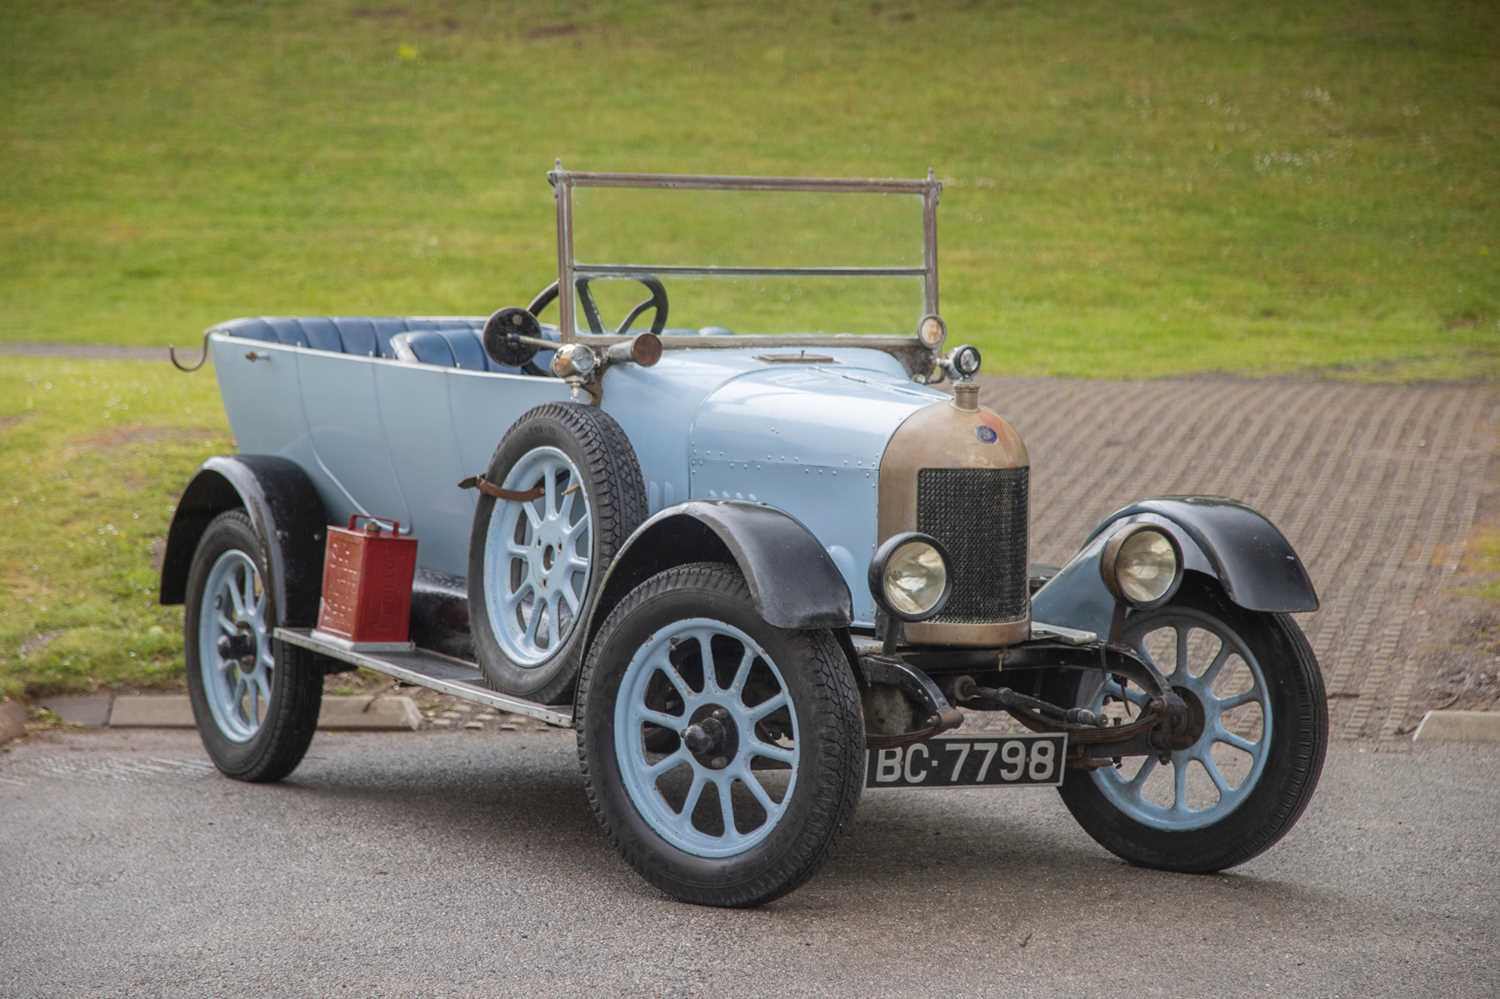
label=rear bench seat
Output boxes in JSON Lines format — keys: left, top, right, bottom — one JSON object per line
{"left": 211, "top": 316, "right": 556, "bottom": 374}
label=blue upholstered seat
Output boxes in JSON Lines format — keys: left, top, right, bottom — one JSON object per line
{"left": 211, "top": 316, "right": 487, "bottom": 359}
{"left": 212, "top": 316, "right": 557, "bottom": 374}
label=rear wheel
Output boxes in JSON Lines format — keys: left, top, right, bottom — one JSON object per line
{"left": 184, "top": 510, "right": 322, "bottom": 782}
{"left": 577, "top": 563, "right": 864, "bottom": 907}
{"left": 1049, "top": 584, "right": 1327, "bottom": 872}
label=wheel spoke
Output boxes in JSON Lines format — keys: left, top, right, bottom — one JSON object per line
{"left": 1124, "top": 755, "right": 1156, "bottom": 793}
{"left": 1216, "top": 728, "right": 1258, "bottom": 753}
{"left": 1176, "top": 626, "right": 1190, "bottom": 678}
{"left": 226, "top": 579, "right": 245, "bottom": 617}
{"left": 1171, "top": 758, "right": 1189, "bottom": 813}
{"left": 747, "top": 739, "right": 795, "bottom": 765}
{"left": 655, "top": 659, "right": 695, "bottom": 706}
{"left": 559, "top": 488, "right": 576, "bottom": 522}
{"left": 561, "top": 581, "right": 581, "bottom": 613}
{"left": 1201, "top": 645, "right": 1233, "bottom": 687}
{"left": 1199, "top": 752, "right": 1230, "bottom": 796}
{"left": 521, "top": 500, "right": 542, "bottom": 530}
{"left": 1216, "top": 687, "right": 1259, "bottom": 711}
{"left": 543, "top": 466, "right": 558, "bottom": 517}
{"left": 746, "top": 692, "right": 787, "bottom": 722}
{"left": 716, "top": 777, "right": 737, "bottom": 837}
{"left": 646, "top": 749, "right": 687, "bottom": 777}
{"left": 548, "top": 591, "right": 564, "bottom": 632}
{"left": 216, "top": 612, "right": 237, "bottom": 636}
{"left": 523, "top": 601, "right": 542, "bottom": 644}
{"left": 694, "top": 631, "right": 717, "bottom": 689}
{"left": 737, "top": 766, "right": 780, "bottom": 815}
{"left": 505, "top": 581, "right": 534, "bottom": 609}
{"left": 240, "top": 568, "right": 257, "bottom": 620}
{"left": 679, "top": 770, "right": 709, "bottom": 826}
{"left": 637, "top": 707, "right": 685, "bottom": 730}
{"left": 1135, "top": 636, "right": 1172, "bottom": 681}
{"left": 729, "top": 648, "right": 755, "bottom": 698}
{"left": 254, "top": 672, "right": 271, "bottom": 710}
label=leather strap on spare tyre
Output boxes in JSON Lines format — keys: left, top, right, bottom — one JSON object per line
{"left": 457, "top": 474, "right": 544, "bottom": 502}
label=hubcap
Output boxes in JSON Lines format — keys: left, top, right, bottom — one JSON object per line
{"left": 197, "top": 549, "right": 273, "bottom": 743}
{"left": 1088, "top": 607, "right": 1273, "bottom": 830}
{"left": 614, "top": 618, "right": 799, "bottom": 858}
{"left": 483, "top": 447, "right": 591, "bottom": 666}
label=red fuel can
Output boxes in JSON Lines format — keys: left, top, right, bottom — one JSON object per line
{"left": 316, "top": 514, "right": 418, "bottom": 645}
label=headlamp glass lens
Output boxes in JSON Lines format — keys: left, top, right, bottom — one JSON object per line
{"left": 1116, "top": 530, "right": 1178, "bottom": 604}
{"left": 882, "top": 541, "right": 947, "bottom": 617}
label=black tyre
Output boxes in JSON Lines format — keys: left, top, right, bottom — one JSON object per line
{"left": 1049, "top": 583, "right": 1327, "bottom": 872}
{"left": 468, "top": 403, "right": 647, "bottom": 704}
{"left": 577, "top": 562, "right": 865, "bottom": 907}
{"left": 184, "top": 510, "right": 323, "bottom": 782}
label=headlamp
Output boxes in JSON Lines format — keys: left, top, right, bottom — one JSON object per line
{"left": 869, "top": 532, "right": 952, "bottom": 621}
{"left": 1099, "top": 525, "right": 1183, "bottom": 607}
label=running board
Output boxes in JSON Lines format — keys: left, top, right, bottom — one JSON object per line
{"left": 274, "top": 628, "right": 573, "bottom": 728}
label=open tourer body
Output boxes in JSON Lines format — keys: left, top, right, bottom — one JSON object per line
{"left": 161, "top": 168, "right": 1328, "bottom": 907}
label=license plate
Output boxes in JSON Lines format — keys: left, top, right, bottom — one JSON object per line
{"left": 865, "top": 734, "right": 1068, "bottom": 789}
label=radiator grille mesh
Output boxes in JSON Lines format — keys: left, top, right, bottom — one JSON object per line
{"left": 916, "top": 467, "right": 1029, "bottom": 624}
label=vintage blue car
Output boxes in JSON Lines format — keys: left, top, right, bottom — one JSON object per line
{"left": 161, "top": 168, "right": 1327, "bottom": 907}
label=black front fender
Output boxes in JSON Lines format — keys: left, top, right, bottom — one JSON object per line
{"left": 1032, "top": 497, "right": 1317, "bottom": 637}
{"left": 159, "top": 455, "right": 328, "bottom": 627}
{"left": 585, "top": 500, "right": 854, "bottom": 643}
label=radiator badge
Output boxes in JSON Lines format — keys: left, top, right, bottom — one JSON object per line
{"left": 975, "top": 425, "right": 998, "bottom": 444}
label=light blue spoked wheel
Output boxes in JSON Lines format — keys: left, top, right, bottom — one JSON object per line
{"left": 577, "top": 563, "right": 864, "bottom": 907}
{"left": 484, "top": 446, "right": 592, "bottom": 667}
{"left": 1052, "top": 584, "right": 1327, "bottom": 872}
{"left": 183, "top": 510, "right": 323, "bottom": 782}
{"left": 468, "top": 403, "right": 646, "bottom": 704}
{"left": 197, "top": 547, "right": 274, "bottom": 742}
{"left": 614, "top": 617, "right": 799, "bottom": 858}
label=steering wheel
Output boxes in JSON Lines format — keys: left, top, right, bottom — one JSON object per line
{"left": 527, "top": 275, "right": 669, "bottom": 336}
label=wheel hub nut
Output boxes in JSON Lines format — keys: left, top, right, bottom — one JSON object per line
{"left": 683, "top": 705, "right": 738, "bottom": 769}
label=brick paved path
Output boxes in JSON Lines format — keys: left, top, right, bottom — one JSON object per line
{"left": 981, "top": 378, "right": 1499, "bottom": 740}
{"left": 7, "top": 344, "right": 1495, "bottom": 739}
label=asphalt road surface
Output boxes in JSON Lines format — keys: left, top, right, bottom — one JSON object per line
{"left": 2, "top": 729, "right": 1496, "bottom": 998}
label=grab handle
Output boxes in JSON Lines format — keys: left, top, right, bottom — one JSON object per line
{"left": 348, "top": 514, "right": 401, "bottom": 535}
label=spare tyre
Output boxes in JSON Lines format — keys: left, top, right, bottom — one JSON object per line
{"left": 468, "top": 402, "right": 647, "bottom": 704}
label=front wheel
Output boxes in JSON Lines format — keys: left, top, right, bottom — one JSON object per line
{"left": 576, "top": 563, "right": 865, "bottom": 907}
{"left": 1049, "top": 584, "right": 1327, "bottom": 872}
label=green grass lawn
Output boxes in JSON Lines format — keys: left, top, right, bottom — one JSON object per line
{"left": 3, "top": 1, "right": 1499, "bottom": 702}
{"left": 3, "top": 0, "right": 1498, "bottom": 379}
{"left": 0, "top": 359, "right": 229, "bottom": 699}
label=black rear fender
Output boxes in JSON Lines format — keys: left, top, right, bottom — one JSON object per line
{"left": 159, "top": 455, "right": 328, "bottom": 627}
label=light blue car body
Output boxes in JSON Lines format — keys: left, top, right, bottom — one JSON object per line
{"left": 210, "top": 332, "right": 946, "bottom": 628}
